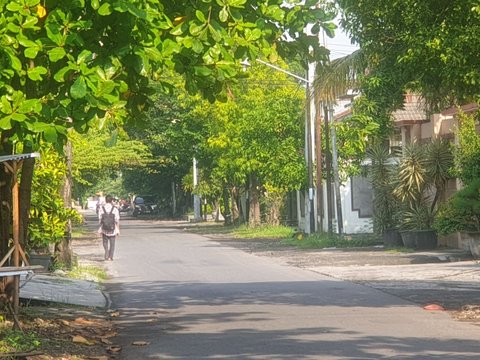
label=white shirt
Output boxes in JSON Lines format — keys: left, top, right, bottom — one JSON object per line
{"left": 97, "top": 203, "right": 120, "bottom": 236}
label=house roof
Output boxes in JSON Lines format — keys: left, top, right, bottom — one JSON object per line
{"left": 333, "top": 94, "right": 429, "bottom": 125}
{"left": 441, "top": 103, "right": 479, "bottom": 116}
{"left": 391, "top": 98, "right": 428, "bottom": 125}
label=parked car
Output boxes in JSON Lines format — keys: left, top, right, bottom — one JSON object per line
{"left": 133, "top": 195, "right": 158, "bottom": 216}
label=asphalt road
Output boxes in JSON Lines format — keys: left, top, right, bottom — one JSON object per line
{"left": 105, "top": 217, "right": 480, "bottom": 359}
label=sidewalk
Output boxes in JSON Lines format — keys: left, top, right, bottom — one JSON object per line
{"left": 19, "top": 209, "right": 109, "bottom": 308}
{"left": 306, "top": 256, "right": 480, "bottom": 310}
{"left": 20, "top": 273, "right": 107, "bottom": 308}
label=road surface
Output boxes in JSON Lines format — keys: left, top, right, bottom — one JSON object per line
{"left": 105, "top": 217, "right": 480, "bottom": 359}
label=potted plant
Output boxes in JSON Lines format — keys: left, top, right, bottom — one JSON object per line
{"left": 399, "top": 203, "right": 437, "bottom": 249}
{"left": 433, "top": 178, "right": 480, "bottom": 257}
{"left": 393, "top": 139, "right": 453, "bottom": 249}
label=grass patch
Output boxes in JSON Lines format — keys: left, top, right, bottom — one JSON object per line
{"left": 66, "top": 265, "right": 107, "bottom": 282}
{"left": 232, "top": 225, "right": 295, "bottom": 239}
{"left": 185, "top": 223, "right": 295, "bottom": 239}
{"left": 52, "top": 261, "right": 107, "bottom": 282}
{"left": 386, "top": 247, "right": 416, "bottom": 253}
{"left": 0, "top": 328, "right": 41, "bottom": 353}
{"left": 283, "top": 232, "right": 379, "bottom": 249}
{"left": 71, "top": 228, "right": 88, "bottom": 238}
{"left": 186, "top": 223, "right": 236, "bottom": 235}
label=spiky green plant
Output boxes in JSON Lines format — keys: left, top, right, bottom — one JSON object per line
{"left": 366, "top": 144, "right": 399, "bottom": 234}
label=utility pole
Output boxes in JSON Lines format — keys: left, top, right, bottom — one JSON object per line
{"left": 329, "top": 106, "right": 344, "bottom": 235}
{"left": 324, "top": 105, "right": 333, "bottom": 234}
{"left": 306, "top": 80, "right": 316, "bottom": 233}
{"left": 315, "top": 91, "right": 323, "bottom": 232}
{"left": 193, "top": 157, "right": 201, "bottom": 221}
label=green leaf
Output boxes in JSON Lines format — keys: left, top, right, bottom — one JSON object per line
{"left": 0, "top": 96, "right": 12, "bottom": 114}
{"left": 96, "top": 80, "right": 116, "bottom": 96}
{"left": 208, "top": 24, "right": 222, "bottom": 42}
{"left": 48, "top": 47, "right": 67, "bottom": 62}
{"left": 24, "top": 47, "right": 39, "bottom": 59}
{"left": 194, "top": 66, "right": 213, "bottom": 76}
{"left": 192, "top": 39, "right": 204, "bottom": 53}
{"left": 22, "top": 16, "right": 39, "bottom": 29}
{"left": 144, "top": 47, "right": 163, "bottom": 62}
{"left": 11, "top": 113, "right": 27, "bottom": 122}
{"left": 91, "top": 0, "right": 100, "bottom": 10}
{"left": 7, "top": 22, "right": 21, "bottom": 33}
{"left": 219, "top": 7, "right": 228, "bottom": 22}
{"left": 71, "top": 76, "right": 87, "bottom": 99}
{"left": 196, "top": 10, "right": 206, "bottom": 22}
{"left": 0, "top": 115, "right": 12, "bottom": 129}
{"left": 18, "top": 37, "right": 38, "bottom": 48}
{"left": 77, "top": 50, "right": 93, "bottom": 65}
{"left": 46, "top": 23, "right": 64, "bottom": 46}
{"left": 228, "top": 0, "right": 247, "bottom": 8}
{"left": 31, "top": 122, "right": 52, "bottom": 132}
{"left": 98, "top": 3, "right": 112, "bottom": 16}
{"left": 19, "top": 99, "right": 42, "bottom": 113}
{"left": 190, "top": 23, "right": 205, "bottom": 36}
{"left": 266, "top": 5, "right": 283, "bottom": 21}
{"left": 170, "top": 23, "right": 184, "bottom": 36}
{"left": 27, "top": 66, "right": 48, "bottom": 81}
{"left": 6, "top": 2, "right": 23, "bottom": 11}
{"left": 44, "top": 126, "right": 58, "bottom": 143}
{"left": 321, "top": 22, "right": 336, "bottom": 38}
{"left": 126, "top": 3, "right": 146, "bottom": 19}
{"left": 54, "top": 66, "right": 71, "bottom": 82}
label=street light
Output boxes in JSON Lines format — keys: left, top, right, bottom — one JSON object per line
{"left": 241, "top": 59, "right": 316, "bottom": 233}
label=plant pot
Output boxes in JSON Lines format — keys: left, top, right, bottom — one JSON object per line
{"left": 400, "top": 230, "right": 437, "bottom": 249}
{"left": 383, "top": 229, "right": 403, "bottom": 248}
{"left": 28, "top": 254, "right": 51, "bottom": 272}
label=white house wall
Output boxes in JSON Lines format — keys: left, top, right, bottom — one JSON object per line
{"left": 339, "top": 178, "right": 373, "bottom": 234}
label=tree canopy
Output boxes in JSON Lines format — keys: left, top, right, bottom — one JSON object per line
{"left": 338, "top": 0, "right": 480, "bottom": 110}
{"left": 0, "top": 0, "right": 336, "bottom": 153}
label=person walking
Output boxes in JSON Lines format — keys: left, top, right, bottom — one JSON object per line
{"left": 98, "top": 194, "right": 120, "bottom": 261}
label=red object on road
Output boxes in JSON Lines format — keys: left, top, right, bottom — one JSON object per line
{"left": 423, "top": 304, "right": 446, "bottom": 311}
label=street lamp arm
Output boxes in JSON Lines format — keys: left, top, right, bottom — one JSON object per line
{"left": 241, "top": 59, "right": 311, "bottom": 84}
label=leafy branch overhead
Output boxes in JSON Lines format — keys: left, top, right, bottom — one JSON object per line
{"left": 0, "top": 0, "right": 336, "bottom": 151}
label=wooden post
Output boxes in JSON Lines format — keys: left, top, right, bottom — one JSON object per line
{"left": 11, "top": 160, "right": 21, "bottom": 315}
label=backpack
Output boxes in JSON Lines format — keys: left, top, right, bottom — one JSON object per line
{"left": 101, "top": 205, "right": 116, "bottom": 232}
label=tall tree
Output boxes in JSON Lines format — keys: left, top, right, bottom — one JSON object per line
{"left": 338, "top": 0, "right": 480, "bottom": 110}
{"left": 196, "top": 62, "right": 306, "bottom": 226}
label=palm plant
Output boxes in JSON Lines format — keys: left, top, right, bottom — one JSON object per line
{"left": 393, "top": 139, "right": 453, "bottom": 230}
{"left": 366, "top": 144, "right": 399, "bottom": 234}
{"left": 425, "top": 138, "right": 454, "bottom": 211}
{"left": 393, "top": 143, "right": 427, "bottom": 208}
{"left": 314, "top": 49, "right": 365, "bottom": 103}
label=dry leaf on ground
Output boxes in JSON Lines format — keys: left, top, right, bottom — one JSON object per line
{"left": 132, "top": 341, "right": 150, "bottom": 346}
{"left": 72, "top": 334, "right": 96, "bottom": 346}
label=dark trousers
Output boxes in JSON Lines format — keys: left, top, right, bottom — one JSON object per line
{"left": 102, "top": 234, "right": 116, "bottom": 260}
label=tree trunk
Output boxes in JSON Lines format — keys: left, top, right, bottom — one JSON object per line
{"left": 231, "top": 186, "right": 240, "bottom": 225}
{"left": 248, "top": 174, "right": 261, "bottom": 227}
{"left": 0, "top": 131, "right": 14, "bottom": 259}
{"left": 222, "top": 187, "right": 231, "bottom": 225}
{"left": 55, "top": 140, "right": 73, "bottom": 267}
{"left": 19, "top": 157, "right": 35, "bottom": 249}
{"left": 171, "top": 181, "right": 176, "bottom": 216}
{"left": 0, "top": 164, "right": 12, "bottom": 259}
{"left": 265, "top": 191, "right": 283, "bottom": 226}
